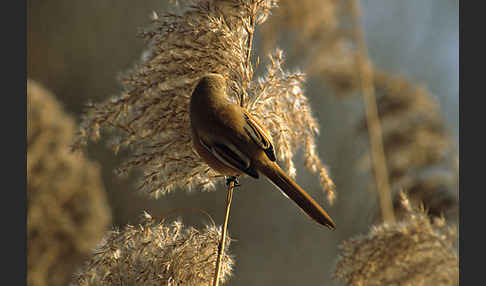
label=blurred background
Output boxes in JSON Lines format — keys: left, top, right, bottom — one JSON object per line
{"left": 27, "top": 0, "right": 458, "bottom": 285}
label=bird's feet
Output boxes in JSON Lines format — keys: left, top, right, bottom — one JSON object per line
{"left": 226, "top": 176, "right": 241, "bottom": 188}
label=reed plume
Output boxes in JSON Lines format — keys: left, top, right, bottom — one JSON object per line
{"left": 27, "top": 80, "right": 111, "bottom": 286}
{"left": 73, "top": 0, "right": 336, "bottom": 203}
{"left": 262, "top": 0, "right": 458, "bottom": 221}
{"left": 72, "top": 213, "right": 233, "bottom": 286}
{"left": 333, "top": 192, "right": 458, "bottom": 286}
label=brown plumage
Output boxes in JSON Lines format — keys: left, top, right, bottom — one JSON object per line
{"left": 190, "top": 73, "right": 336, "bottom": 229}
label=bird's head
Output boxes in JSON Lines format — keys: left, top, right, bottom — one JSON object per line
{"left": 193, "top": 73, "right": 227, "bottom": 99}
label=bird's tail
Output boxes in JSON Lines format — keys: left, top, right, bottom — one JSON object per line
{"left": 257, "top": 160, "right": 336, "bottom": 230}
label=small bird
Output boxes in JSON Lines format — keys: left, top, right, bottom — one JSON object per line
{"left": 189, "top": 73, "right": 336, "bottom": 229}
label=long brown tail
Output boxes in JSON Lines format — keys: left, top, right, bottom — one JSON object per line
{"left": 257, "top": 160, "right": 336, "bottom": 230}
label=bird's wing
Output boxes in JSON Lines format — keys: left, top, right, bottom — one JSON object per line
{"left": 199, "top": 136, "right": 259, "bottom": 178}
{"left": 242, "top": 111, "right": 277, "bottom": 162}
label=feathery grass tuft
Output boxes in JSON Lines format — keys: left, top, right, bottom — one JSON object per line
{"left": 333, "top": 192, "right": 458, "bottom": 286}
{"left": 27, "top": 80, "right": 111, "bottom": 286}
{"left": 357, "top": 72, "right": 457, "bottom": 222}
{"left": 73, "top": 0, "right": 336, "bottom": 203}
{"left": 263, "top": 0, "right": 458, "bottom": 219}
{"left": 72, "top": 213, "right": 233, "bottom": 286}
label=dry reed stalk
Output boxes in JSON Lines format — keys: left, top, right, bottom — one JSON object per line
{"left": 349, "top": 0, "right": 395, "bottom": 223}
{"left": 362, "top": 71, "right": 457, "bottom": 222}
{"left": 213, "top": 179, "right": 235, "bottom": 286}
{"left": 263, "top": 0, "right": 457, "bottom": 222}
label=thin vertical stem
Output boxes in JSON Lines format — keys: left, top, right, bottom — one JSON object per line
{"left": 241, "top": 1, "right": 257, "bottom": 107}
{"left": 213, "top": 179, "right": 235, "bottom": 286}
{"left": 349, "top": 0, "right": 395, "bottom": 223}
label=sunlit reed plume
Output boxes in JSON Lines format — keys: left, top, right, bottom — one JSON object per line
{"left": 73, "top": 0, "right": 336, "bottom": 203}
{"left": 72, "top": 213, "right": 233, "bottom": 286}
{"left": 333, "top": 192, "right": 458, "bottom": 286}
